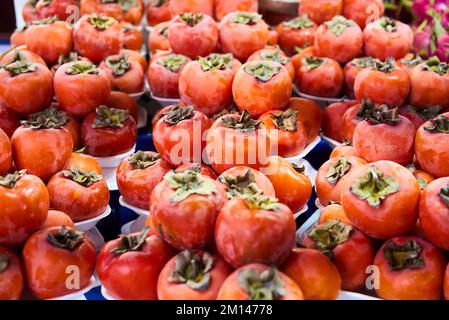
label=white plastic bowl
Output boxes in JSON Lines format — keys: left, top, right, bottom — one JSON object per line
{"left": 294, "top": 205, "right": 308, "bottom": 219}
{"left": 137, "top": 105, "right": 148, "bottom": 129}
{"left": 150, "top": 92, "right": 181, "bottom": 107}
{"left": 315, "top": 198, "right": 325, "bottom": 210}
{"left": 284, "top": 135, "right": 321, "bottom": 163}
{"left": 119, "top": 196, "right": 150, "bottom": 217}
{"left": 321, "top": 134, "right": 342, "bottom": 149}
{"left": 75, "top": 206, "right": 112, "bottom": 231}
{"left": 101, "top": 286, "right": 118, "bottom": 300}
{"left": 47, "top": 276, "right": 97, "bottom": 300}
{"left": 119, "top": 196, "right": 150, "bottom": 234}
{"left": 129, "top": 89, "right": 147, "bottom": 101}
{"left": 293, "top": 85, "right": 349, "bottom": 109}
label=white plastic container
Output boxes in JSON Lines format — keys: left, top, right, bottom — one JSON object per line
{"left": 284, "top": 136, "right": 321, "bottom": 163}
{"left": 75, "top": 206, "right": 112, "bottom": 232}
{"left": 119, "top": 196, "right": 150, "bottom": 234}
{"left": 293, "top": 85, "right": 350, "bottom": 109}
{"left": 101, "top": 286, "right": 118, "bottom": 300}
{"left": 321, "top": 135, "right": 342, "bottom": 149}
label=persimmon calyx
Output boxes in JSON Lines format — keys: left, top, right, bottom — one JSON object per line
{"left": 89, "top": 15, "right": 115, "bottom": 30}
{"left": 111, "top": 228, "right": 149, "bottom": 254}
{"left": 238, "top": 267, "right": 285, "bottom": 300}
{"left": 424, "top": 115, "right": 449, "bottom": 133}
{"left": 218, "top": 169, "right": 263, "bottom": 198}
{"left": 0, "top": 254, "right": 9, "bottom": 274}
{"left": 231, "top": 12, "right": 262, "bottom": 25}
{"left": 291, "top": 162, "right": 305, "bottom": 173}
{"left": 350, "top": 166, "right": 400, "bottom": 208}
{"left": 3, "top": 57, "right": 37, "bottom": 76}
{"left": 222, "top": 111, "right": 260, "bottom": 132}
{"left": 158, "top": 54, "right": 188, "bottom": 73}
{"left": 438, "top": 183, "right": 449, "bottom": 207}
{"left": 0, "top": 170, "right": 26, "bottom": 189}
{"left": 128, "top": 151, "right": 159, "bottom": 170}
{"left": 283, "top": 15, "right": 314, "bottom": 29}
{"left": 118, "top": 0, "right": 137, "bottom": 12}
{"left": 383, "top": 240, "right": 425, "bottom": 270}
{"left": 372, "top": 57, "right": 396, "bottom": 73}
{"left": 302, "top": 56, "right": 325, "bottom": 71}
{"left": 199, "top": 53, "right": 233, "bottom": 71}
{"left": 56, "top": 52, "right": 82, "bottom": 68}
{"left": 162, "top": 105, "right": 194, "bottom": 126}
{"left": 105, "top": 54, "right": 131, "bottom": 76}
{"left": 168, "top": 250, "right": 214, "bottom": 291}
{"left": 63, "top": 166, "right": 102, "bottom": 187}
{"left": 65, "top": 61, "right": 98, "bottom": 75}
{"left": 32, "top": 15, "right": 59, "bottom": 25}
{"left": 308, "top": 220, "right": 353, "bottom": 258}
{"left": 47, "top": 226, "right": 85, "bottom": 251}
{"left": 259, "top": 50, "right": 290, "bottom": 66}
{"left": 93, "top": 105, "right": 129, "bottom": 128}
{"left": 175, "top": 164, "right": 202, "bottom": 174}
{"left": 22, "top": 107, "right": 69, "bottom": 129}
{"left": 379, "top": 17, "right": 398, "bottom": 32}
{"left": 244, "top": 61, "right": 280, "bottom": 82}
{"left": 242, "top": 194, "right": 281, "bottom": 212}
{"left": 366, "top": 106, "right": 400, "bottom": 125}
{"left": 164, "top": 170, "right": 217, "bottom": 202}
{"left": 326, "top": 156, "right": 352, "bottom": 185}
{"left": 179, "top": 13, "right": 204, "bottom": 27}
{"left": 151, "top": 0, "right": 166, "bottom": 7}
{"left": 423, "top": 56, "right": 449, "bottom": 76}
{"left": 325, "top": 15, "right": 355, "bottom": 37}
{"left": 400, "top": 55, "right": 422, "bottom": 68}
{"left": 271, "top": 109, "right": 298, "bottom": 131}
{"left": 350, "top": 57, "right": 375, "bottom": 68}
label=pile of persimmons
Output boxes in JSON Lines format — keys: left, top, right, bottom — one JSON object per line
{"left": 0, "top": 0, "right": 449, "bottom": 301}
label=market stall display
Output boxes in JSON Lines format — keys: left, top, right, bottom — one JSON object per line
{"left": 0, "top": 0, "right": 449, "bottom": 302}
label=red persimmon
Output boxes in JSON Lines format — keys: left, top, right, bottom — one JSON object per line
{"left": 247, "top": 47, "right": 295, "bottom": 80}
{"left": 218, "top": 166, "right": 275, "bottom": 198}
{"left": 175, "top": 163, "right": 217, "bottom": 179}
{"left": 81, "top": 106, "right": 137, "bottom": 157}
{"left": 343, "top": 57, "right": 375, "bottom": 98}
{"left": 157, "top": 250, "right": 232, "bottom": 300}
{"left": 276, "top": 15, "right": 317, "bottom": 56}
{"left": 0, "top": 104, "right": 19, "bottom": 138}
{"left": 146, "top": 0, "right": 171, "bottom": 26}
{"left": 148, "top": 21, "right": 171, "bottom": 54}
{"left": 298, "top": 0, "right": 342, "bottom": 25}
{"left": 318, "top": 203, "right": 352, "bottom": 225}
{"left": 169, "top": 0, "right": 214, "bottom": 17}
{"left": 0, "top": 246, "right": 24, "bottom": 300}
{"left": 0, "top": 47, "right": 46, "bottom": 67}
{"left": 342, "top": 0, "right": 385, "bottom": 28}
{"left": 121, "top": 23, "right": 143, "bottom": 51}
{"left": 106, "top": 91, "right": 139, "bottom": 121}
{"left": 286, "top": 97, "right": 322, "bottom": 144}
{"left": 398, "top": 105, "right": 442, "bottom": 131}
{"left": 340, "top": 161, "right": 420, "bottom": 239}
{"left": 322, "top": 101, "right": 358, "bottom": 142}
{"left": 100, "top": 53, "right": 144, "bottom": 93}
{"left": 215, "top": 0, "right": 258, "bottom": 21}
{"left": 65, "top": 152, "right": 102, "bottom": 174}
{"left": 116, "top": 151, "right": 171, "bottom": 209}
{"left": 150, "top": 170, "right": 227, "bottom": 249}
{"left": 35, "top": 0, "right": 79, "bottom": 21}
{"left": 41, "top": 209, "right": 75, "bottom": 230}
{"left": 23, "top": 226, "right": 96, "bottom": 299}
{"left": 0, "top": 129, "right": 12, "bottom": 176}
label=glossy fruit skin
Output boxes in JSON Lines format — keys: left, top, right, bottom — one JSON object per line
{"left": 330, "top": 144, "right": 358, "bottom": 159}
{"left": 316, "top": 156, "right": 367, "bottom": 206}
{"left": 176, "top": 163, "right": 217, "bottom": 179}
{"left": 341, "top": 161, "right": 420, "bottom": 239}
{"left": 298, "top": 0, "right": 342, "bottom": 25}
{"left": 8, "top": 33, "right": 26, "bottom": 53}
{"left": 122, "top": 24, "right": 143, "bottom": 51}
{"left": 363, "top": 18, "right": 413, "bottom": 60}
{"left": 354, "top": 67, "right": 410, "bottom": 106}
{"left": 73, "top": 15, "right": 123, "bottom": 64}
{"left": 153, "top": 108, "right": 211, "bottom": 166}
{"left": 158, "top": 251, "right": 232, "bottom": 300}
{"left": 291, "top": 46, "right": 315, "bottom": 71}
{"left": 150, "top": 176, "right": 226, "bottom": 250}
{"left": 314, "top": 20, "right": 363, "bottom": 64}
{"left": 169, "top": 0, "right": 214, "bottom": 17}
{"left": 219, "top": 12, "right": 269, "bottom": 62}
{"left": 0, "top": 48, "right": 47, "bottom": 67}
{"left": 23, "top": 2, "right": 40, "bottom": 22}
{"left": 303, "top": 225, "right": 375, "bottom": 291}
{"left": 121, "top": 49, "right": 147, "bottom": 71}
{"left": 12, "top": 126, "right": 73, "bottom": 182}
{"left": 247, "top": 47, "right": 295, "bottom": 80}
{"left": 148, "top": 55, "right": 190, "bottom": 98}
{"left": 233, "top": 61, "right": 292, "bottom": 118}
{"left": 263, "top": 158, "right": 311, "bottom": 213}
{"left": 35, "top": 0, "right": 79, "bottom": 21}
{"left": 25, "top": 21, "right": 73, "bottom": 66}
{"left": 286, "top": 97, "right": 322, "bottom": 144}
{"left": 419, "top": 177, "right": 449, "bottom": 250}
{"left": 0, "top": 246, "right": 24, "bottom": 300}
{"left": 353, "top": 116, "right": 415, "bottom": 166}
{"left": 374, "top": 236, "right": 446, "bottom": 300}
{"left": 0, "top": 129, "right": 12, "bottom": 176}
{"left": 99, "top": 57, "right": 144, "bottom": 94}
{"left": 81, "top": 111, "right": 137, "bottom": 157}
{"left": 54, "top": 62, "right": 111, "bottom": 117}
{"left": 206, "top": 114, "right": 271, "bottom": 174}
{"left": 117, "top": 152, "right": 172, "bottom": 209}
{"left": 296, "top": 58, "right": 343, "bottom": 98}
{"left": 0, "top": 63, "right": 53, "bottom": 116}
{"left": 217, "top": 263, "right": 304, "bottom": 300}
{"left": 23, "top": 226, "right": 96, "bottom": 299}
{"left": 445, "top": 264, "right": 449, "bottom": 300}
{"left": 322, "top": 101, "right": 357, "bottom": 142}
{"left": 318, "top": 203, "right": 352, "bottom": 225}
{"left": 41, "top": 210, "right": 75, "bottom": 230}
{"left": 409, "top": 63, "right": 449, "bottom": 109}
{"left": 397, "top": 105, "right": 427, "bottom": 131}
{"left": 47, "top": 172, "right": 110, "bottom": 222}
{"left": 146, "top": 0, "right": 171, "bottom": 26}
{"left": 215, "top": 0, "right": 258, "bottom": 21}
{"left": 343, "top": 60, "right": 370, "bottom": 98}
{"left": 215, "top": 198, "right": 296, "bottom": 268}
{"left": 342, "top": 0, "right": 384, "bottom": 28}
{"left": 259, "top": 110, "right": 307, "bottom": 158}
{"left": 80, "top": 0, "right": 123, "bottom": 21}
{"left": 179, "top": 61, "right": 235, "bottom": 117}
{"left": 340, "top": 104, "right": 364, "bottom": 142}
{"left": 106, "top": 91, "right": 138, "bottom": 121}
{"left": 415, "top": 113, "right": 449, "bottom": 178}
{"left": 281, "top": 248, "right": 341, "bottom": 300}
{"left": 97, "top": 232, "right": 175, "bottom": 300}
{"left": 122, "top": 1, "right": 144, "bottom": 25}
{"left": 65, "top": 152, "right": 102, "bottom": 174}
{"left": 0, "top": 104, "right": 19, "bottom": 138}
{"left": 148, "top": 21, "right": 171, "bottom": 54}
{"left": 218, "top": 166, "right": 275, "bottom": 197}
{"left": 276, "top": 21, "right": 317, "bottom": 56}
{"left": 168, "top": 14, "right": 218, "bottom": 60}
